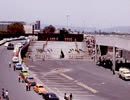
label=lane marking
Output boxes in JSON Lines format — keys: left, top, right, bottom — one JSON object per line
{"left": 59, "top": 73, "right": 74, "bottom": 80}
{"left": 77, "top": 82, "right": 98, "bottom": 94}
{"left": 59, "top": 73, "right": 98, "bottom": 94}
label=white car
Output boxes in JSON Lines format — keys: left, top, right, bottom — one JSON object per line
{"left": 119, "top": 67, "right": 130, "bottom": 80}
{"left": 16, "top": 43, "right": 23, "bottom": 48}
{"left": 12, "top": 56, "right": 19, "bottom": 63}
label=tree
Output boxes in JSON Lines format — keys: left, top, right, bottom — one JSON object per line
{"left": 43, "top": 25, "right": 56, "bottom": 34}
{"left": 7, "top": 22, "right": 25, "bottom": 35}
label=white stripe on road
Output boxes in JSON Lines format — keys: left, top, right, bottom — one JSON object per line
{"left": 59, "top": 73, "right": 98, "bottom": 94}
{"left": 59, "top": 73, "right": 74, "bottom": 80}
{"left": 77, "top": 82, "right": 98, "bottom": 94}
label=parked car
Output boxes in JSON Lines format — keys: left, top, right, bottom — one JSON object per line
{"left": 19, "top": 36, "right": 25, "bottom": 40}
{"left": 12, "top": 56, "right": 19, "bottom": 63}
{"left": 97, "top": 56, "right": 112, "bottom": 70}
{"left": 15, "top": 63, "right": 22, "bottom": 70}
{"left": 25, "top": 76, "right": 36, "bottom": 86}
{"left": 12, "top": 50, "right": 19, "bottom": 57}
{"left": 7, "top": 43, "right": 14, "bottom": 50}
{"left": 20, "top": 70, "right": 29, "bottom": 81}
{"left": 42, "top": 93, "right": 59, "bottom": 100}
{"left": 16, "top": 43, "right": 23, "bottom": 48}
{"left": 119, "top": 67, "right": 130, "bottom": 80}
{"left": 33, "top": 84, "right": 47, "bottom": 94}
{"left": 20, "top": 70, "right": 29, "bottom": 77}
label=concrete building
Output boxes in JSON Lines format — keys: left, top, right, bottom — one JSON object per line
{"left": 34, "top": 20, "right": 40, "bottom": 30}
{"left": 23, "top": 24, "right": 34, "bottom": 34}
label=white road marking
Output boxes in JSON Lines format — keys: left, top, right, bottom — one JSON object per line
{"left": 59, "top": 73, "right": 74, "bottom": 80}
{"left": 59, "top": 73, "right": 98, "bottom": 94}
{"left": 77, "top": 82, "right": 98, "bottom": 94}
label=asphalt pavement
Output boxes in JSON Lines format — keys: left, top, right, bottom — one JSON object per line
{"left": 0, "top": 43, "right": 44, "bottom": 100}
{"left": 26, "top": 58, "right": 130, "bottom": 100}
{"left": 24, "top": 41, "right": 130, "bottom": 100}
{"left": 1, "top": 40, "right": 130, "bottom": 100}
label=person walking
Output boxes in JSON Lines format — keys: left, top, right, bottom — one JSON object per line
{"left": 2, "top": 88, "right": 5, "bottom": 99}
{"left": 70, "top": 93, "right": 73, "bottom": 100}
{"left": 13, "top": 64, "right": 16, "bottom": 71}
{"left": 64, "top": 93, "right": 69, "bottom": 100}
{"left": 28, "top": 83, "right": 31, "bottom": 91}
{"left": 9, "top": 62, "right": 11, "bottom": 68}
{"left": 26, "top": 83, "right": 28, "bottom": 91}
{"left": 64, "top": 93, "right": 67, "bottom": 100}
{"left": 5, "top": 90, "right": 9, "bottom": 100}
{"left": 18, "top": 75, "right": 21, "bottom": 82}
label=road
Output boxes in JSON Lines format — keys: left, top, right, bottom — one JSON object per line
{"left": 1, "top": 40, "right": 130, "bottom": 100}
{"left": 0, "top": 42, "right": 44, "bottom": 100}
{"left": 26, "top": 56, "right": 130, "bottom": 100}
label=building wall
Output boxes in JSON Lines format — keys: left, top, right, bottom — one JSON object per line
{"left": 24, "top": 25, "right": 33, "bottom": 34}
{"left": 122, "top": 50, "right": 130, "bottom": 61}
{"left": 38, "top": 33, "right": 83, "bottom": 41}
{"left": 34, "top": 20, "right": 40, "bottom": 30}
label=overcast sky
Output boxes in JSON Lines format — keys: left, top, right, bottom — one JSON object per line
{"left": 0, "top": 0, "right": 130, "bottom": 28}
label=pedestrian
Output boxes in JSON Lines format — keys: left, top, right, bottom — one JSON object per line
{"left": 26, "top": 83, "right": 28, "bottom": 91}
{"left": 5, "top": 90, "right": 9, "bottom": 100}
{"left": 28, "top": 83, "right": 31, "bottom": 91}
{"left": 64, "top": 93, "right": 69, "bottom": 100}
{"left": 21, "top": 75, "right": 25, "bottom": 83}
{"left": 9, "top": 62, "right": 11, "bottom": 68}
{"left": 2, "top": 88, "right": 5, "bottom": 99}
{"left": 112, "top": 69, "right": 115, "bottom": 75}
{"left": 70, "top": 93, "right": 72, "bottom": 100}
{"left": 13, "top": 64, "right": 16, "bottom": 71}
{"left": 18, "top": 75, "right": 21, "bottom": 82}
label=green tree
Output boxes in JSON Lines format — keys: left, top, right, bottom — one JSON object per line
{"left": 43, "top": 25, "right": 56, "bottom": 34}
{"left": 7, "top": 22, "right": 25, "bottom": 35}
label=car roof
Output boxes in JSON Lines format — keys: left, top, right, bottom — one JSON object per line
{"left": 45, "top": 93, "right": 58, "bottom": 98}
{"left": 46, "top": 93, "right": 57, "bottom": 95}
{"left": 13, "top": 56, "right": 18, "bottom": 58}
{"left": 21, "top": 70, "right": 28, "bottom": 72}
{"left": 119, "top": 67, "right": 130, "bottom": 71}
{"left": 36, "top": 84, "right": 43, "bottom": 86}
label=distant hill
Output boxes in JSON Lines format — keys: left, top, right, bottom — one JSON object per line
{"left": 41, "top": 24, "right": 130, "bottom": 33}
{"left": 102, "top": 26, "right": 130, "bottom": 33}
{"left": 41, "top": 24, "right": 97, "bottom": 32}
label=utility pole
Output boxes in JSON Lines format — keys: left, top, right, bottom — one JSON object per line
{"left": 112, "top": 46, "right": 116, "bottom": 75}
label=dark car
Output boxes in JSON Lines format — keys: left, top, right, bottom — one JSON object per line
{"left": 42, "top": 93, "right": 59, "bottom": 100}
{"left": 7, "top": 43, "right": 14, "bottom": 50}
{"left": 25, "top": 76, "right": 36, "bottom": 86}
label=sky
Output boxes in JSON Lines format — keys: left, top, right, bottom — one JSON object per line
{"left": 0, "top": 0, "right": 130, "bottom": 28}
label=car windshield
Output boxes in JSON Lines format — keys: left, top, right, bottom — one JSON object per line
{"left": 22, "top": 71, "right": 28, "bottom": 73}
{"left": 28, "top": 77, "right": 34, "bottom": 79}
{"left": 39, "top": 86, "right": 43, "bottom": 88}
{"left": 49, "top": 94, "right": 57, "bottom": 98}
{"left": 124, "top": 72, "right": 130, "bottom": 74}
{"left": 17, "top": 64, "right": 21, "bottom": 66}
